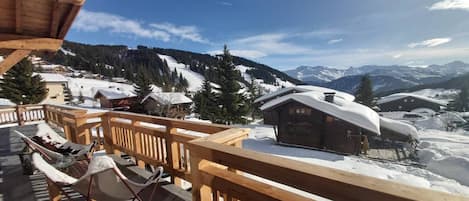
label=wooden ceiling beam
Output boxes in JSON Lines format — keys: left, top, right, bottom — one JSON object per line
{"left": 49, "top": 1, "right": 60, "bottom": 38}
{"left": 16, "top": 0, "right": 23, "bottom": 33}
{"left": 0, "top": 33, "right": 63, "bottom": 51}
{"left": 57, "top": 0, "right": 85, "bottom": 6}
{"left": 57, "top": 4, "right": 81, "bottom": 39}
{"left": 0, "top": 49, "right": 31, "bottom": 74}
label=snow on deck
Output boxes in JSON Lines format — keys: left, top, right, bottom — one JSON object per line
{"left": 243, "top": 124, "right": 469, "bottom": 197}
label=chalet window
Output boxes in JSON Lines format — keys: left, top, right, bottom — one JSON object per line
{"left": 398, "top": 105, "right": 402, "bottom": 109}
{"left": 410, "top": 99, "right": 415, "bottom": 102}
{"left": 404, "top": 99, "right": 408, "bottom": 102}
{"left": 289, "top": 107, "right": 311, "bottom": 115}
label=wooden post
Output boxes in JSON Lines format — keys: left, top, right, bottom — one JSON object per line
{"left": 42, "top": 105, "right": 49, "bottom": 123}
{"left": 102, "top": 112, "right": 114, "bottom": 154}
{"left": 189, "top": 155, "right": 211, "bottom": 201}
{"left": 46, "top": 178, "right": 62, "bottom": 201}
{"left": 165, "top": 123, "right": 182, "bottom": 187}
{"left": 132, "top": 120, "right": 145, "bottom": 168}
{"left": 16, "top": 105, "right": 24, "bottom": 126}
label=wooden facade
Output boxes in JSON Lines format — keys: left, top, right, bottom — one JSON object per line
{"left": 378, "top": 96, "right": 443, "bottom": 112}
{"left": 94, "top": 92, "right": 136, "bottom": 110}
{"left": 264, "top": 101, "right": 366, "bottom": 154}
{"left": 142, "top": 97, "right": 191, "bottom": 119}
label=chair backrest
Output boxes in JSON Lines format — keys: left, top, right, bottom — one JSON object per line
{"left": 14, "top": 130, "right": 64, "bottom": 161}
{"left": 72, "top": 155, "right": 149, "bottom": 200}
{"left": 35, "top": 123, "right": 67, "bottom": 146}
{"left": 31, "top": 153, "right": 78, "bottom": 184}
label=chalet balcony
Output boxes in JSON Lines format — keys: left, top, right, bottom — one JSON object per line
{"left": 0, "top": 104, "right": 467, "bottom": 201}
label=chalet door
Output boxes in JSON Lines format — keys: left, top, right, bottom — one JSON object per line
{"left": 323, "top": 117, "right": 361, "bottom": 154}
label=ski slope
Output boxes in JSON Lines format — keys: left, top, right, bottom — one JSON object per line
{"left": 157, "top": 54, "right": 205, "bottom": 92}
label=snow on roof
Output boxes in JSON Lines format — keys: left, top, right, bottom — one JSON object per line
{"left": 254, "top": 85, "right": 355, "bottom": 103}
{"left": 35, "top": 73, "right": 68, "bottom": 83}
{"left": 260, "top": 91, "right": 380, "bottom": 135}
{"left": 377, "top": 93, "right": 447, "bottom": 106}
{"left": 0, "top": 98, "right": 15, "bottom": 106}
{"left": 93, "top": 87, "right": 136, "bottom": 100}
{"left": 142, "top": 92, "right": 192, "bottom": 105}
{"left": 380, "top": 117, "right": 419, "bottom": 140}
{"left": 40, "top": 64, "right": 64, "bottom": 69}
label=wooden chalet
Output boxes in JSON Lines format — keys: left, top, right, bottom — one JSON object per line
{"left": 261, "top": 91, "right": 381, "bottom": 154}
{"left": 141, "top": 92, "right": 192, "bottom": 119}
{"left": 377, "top": 93, "right": 447, "bottom": 112}
{"left": 93, "top": 88, "right": 136, "bottom": 110}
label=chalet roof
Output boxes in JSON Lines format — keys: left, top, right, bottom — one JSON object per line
{"left": 380, "top": 117, "right": 418, "bottom": 140}
{"left": 0, "top": 0, "right": 85, "bottom": 74}
{"left": 254, "top": 85, "right": 355, "bottom": 104}
{"left": 377, "top": 93, "right": 447, "bottom": 106}
{"left": 260, "top": 91, "right": 380, "bottom": 135}
{"left": 93, "top": 88, "right": 136, "bottom": 100}
{"left": 142, "top": 92, "right": 192, "bottom": 105}
{"left": 36, "top": 73, "right": 68, "bottom": 83}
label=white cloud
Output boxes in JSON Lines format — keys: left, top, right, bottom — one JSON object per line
{"left": 232, "top": 33, "right": 312, "bottom": 55}
{"left": 408, "top": 38, "right": 452, "bottom": 48}
{"left": 150, "top": 23, "right": 208, "bottom": 43}
{"left": 429, "top": 0, "right": 469, "bottom": 11}
{"left": 393, "top": 54, "right": 402, "bottom": 58}
{"left": 73, "top": 9, "right": 207, "bottom": 43}
{"left": 217, "top": 1, "right": 233, "bottom": 6}
{"left": 328, "top": 38, "right": 343, "bottom": 44}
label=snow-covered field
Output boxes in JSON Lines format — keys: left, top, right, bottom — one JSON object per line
{"left": 242, "top": 124, "right": 469, "bottom": 197}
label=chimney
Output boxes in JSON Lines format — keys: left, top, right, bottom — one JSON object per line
{"left": 324, "top": 92, "right": 336, "bottom": 103}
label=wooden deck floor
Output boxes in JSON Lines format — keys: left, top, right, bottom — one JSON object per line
{"left": 0, "top": 124, "right": 191, "bottom": 201}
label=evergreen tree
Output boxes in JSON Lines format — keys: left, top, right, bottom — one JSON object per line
{"left": 133, "top": 69, "right": 153, "bottom": 100}
{"left": 0, "top": 59, "right": 47, "bottom": 104}
{"left": 247, "top": 79, "right": 262, "bottom": 120}
{"left": 448, "top": 86, "right": 469, "bottom": 112}
{"left": 216, "top": 45, "right": 248, "bottom": 124}
{"left": 355, "top": 74, "right": 374, "bottom": 107}
{"left": 194, "top": 79, "right": 219, "bottom": 121}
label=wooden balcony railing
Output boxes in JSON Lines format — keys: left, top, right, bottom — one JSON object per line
{"left": 1, "top": 104, "right": 467, "bottom": 201}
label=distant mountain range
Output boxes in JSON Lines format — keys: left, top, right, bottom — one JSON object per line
{"left": 285, "top": 61, "right": 469, "bottom": 93}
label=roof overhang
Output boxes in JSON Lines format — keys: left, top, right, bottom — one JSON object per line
{"left": 0, "top": 0, "right": 85, "bottom": 74}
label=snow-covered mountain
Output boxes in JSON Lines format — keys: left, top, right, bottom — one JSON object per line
{"left": 286, "top": 61, "right": 469, "bottom": 93}
{"left": 43, "top": 41, "right": 301, "bottom": 95}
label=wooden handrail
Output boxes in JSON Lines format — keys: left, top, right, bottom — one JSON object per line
{"left": 188, "top": 136, "right": 467, "bottom": 201}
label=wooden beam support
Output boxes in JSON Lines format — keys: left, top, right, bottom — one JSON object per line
{"left": 58, "top": 4, "right": 81, "bottom": 39}
{"left": 49, "top": 1, "right": 60, "bottom": 38}
{"left": 0, "top": 50, "right": 31, "bottom": 74}
{"left": 0, "top": 34, "right": 63, "bottom": 51}
{"left": 57, "top": 0, "right": 85, "bottom": 5}
{"left": 16, "top": 0, "right": 23, "bottom": 34}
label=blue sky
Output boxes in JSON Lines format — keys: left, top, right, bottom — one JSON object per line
{"left": 67, "top": 0, "right": 469, "bottom": 70}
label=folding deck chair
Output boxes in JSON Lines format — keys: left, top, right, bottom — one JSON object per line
{"left": 32, "top": 153, "right": 164, "bottom": 201}
{"left": 14, "top": 123, "right": 96, "bottom": 161}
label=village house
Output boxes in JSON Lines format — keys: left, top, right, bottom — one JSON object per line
{"left": 37, "top": 73, "right": 70, "bottom": 104}
{"left": 260, "top": 91, "right": 381, "bottom": 154}
{"left": 93, "top": 87, "right": 136, "bottom": 110}
{"left": 377, "top": 93, "right": 447, "bottom": 112}
{"left": 141, "top": 92, "right": 192, "bottom": 119}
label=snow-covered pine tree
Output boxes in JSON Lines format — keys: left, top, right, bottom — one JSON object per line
{"left": 194, "top": 79, "right": 219, "bottom": 121}
{"left": 355, "top": 74, "right": 374, "bottom": 107}
{"left": 216, "top": 45, "right": 248, "bottom": 124}
{"left": 133, "top": 69, "right": 153, "bottom": 100}
{"left": 247, "top": 79, "right": 262, "bottom": 120}
{"left": 0, "top": 59, "right": 47, "bottom": 104}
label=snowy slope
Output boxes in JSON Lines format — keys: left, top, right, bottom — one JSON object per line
{"left": 157, "top": 54, "right": 205, "bottom": 92}
{"left": 243, "top": 125, "right": 469, "bottom": 197}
